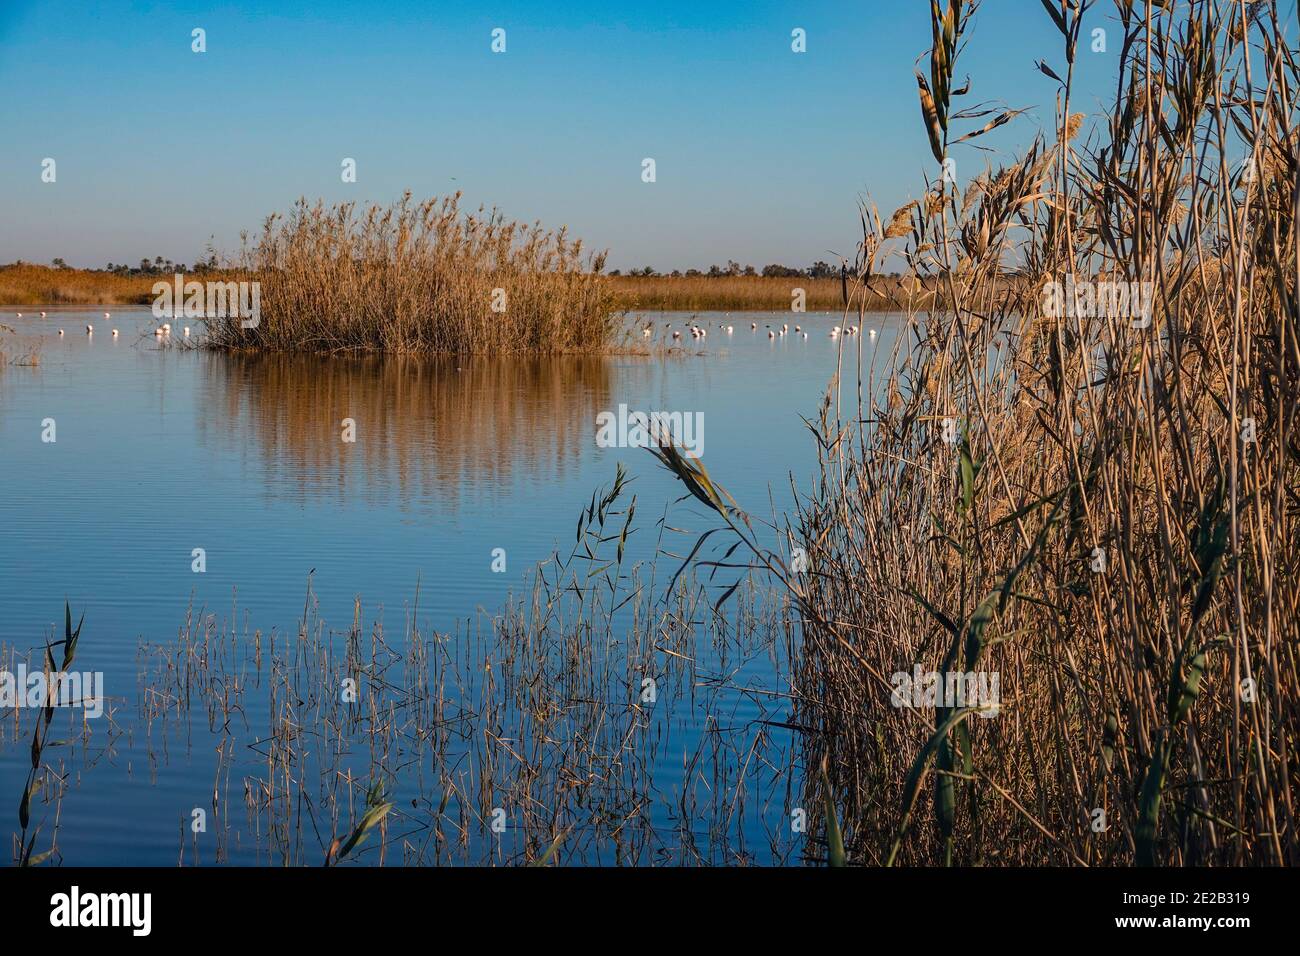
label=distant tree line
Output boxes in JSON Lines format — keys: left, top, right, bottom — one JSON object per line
{"left": 15, "top": 255, "right": 904, "bottom": 280}
{"left": 96, "top": 253, "right": 222, "bottom": 276}
{"left": 608, "top": 260, "right": 901, "bottom": 279}
{"left": 17, "top": 253, "right": 223, "bottom": 275}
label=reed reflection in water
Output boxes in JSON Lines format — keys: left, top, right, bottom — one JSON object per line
{"left": 197, "top": 351, "right": 628, "bottom": 509}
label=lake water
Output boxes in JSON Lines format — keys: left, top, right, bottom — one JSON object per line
{"left": 0, "top": 306, "right": 901, "bottom": 866}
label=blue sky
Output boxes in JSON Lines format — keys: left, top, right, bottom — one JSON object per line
{"left": 1, "top": 1, "right": 1119, "bottom": 271}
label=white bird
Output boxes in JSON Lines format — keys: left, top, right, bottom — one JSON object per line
{"left": 183, "top": 327, "right": 190, "bottom": 337}
{"left": 162, "top": 323, "right": 171, "bottom": 334}
{"left": 643, "top": 327, "right": 652, "bottom": 337}
{"left": 104, "top": 311, "right": 110, "bottom": 318}
{"left": 869, "top": 329, "right": 877, "bottom": 339}
{"left": 751, "top": 322, "right": 757, "bottom": 330}
{"left": 85, "top": 324, "right": 93, "bottom": 334}
{"left": 802, "top": 332, "right": 808, "bottom": 340}
{"left": 112, "top": 329, "right": 119, "bottom": 337}
{"left": 795, "top": 325, "right": 801, "bottom": 332}
{"left": 768, "top": 330, "right": 775, "bottom": 339}
{"left": 16, "top": 313, "right": 22, "bottom": 318}
{"left": 154, "top": 328, "right": 164, "bottom": 337}
{"left": 782, "top": 323, "right": 789, "bottom": 332}
{"left": 672, "top": 330, "right": 681, "bottom": 339}
{"left": 58, "top": 329, "right": 64, "bottom": 336}
{"left": 40, "top": 311, "right": 46, "bottom": 318}
{"left": 726, "top": 325, "right": 733, "bottom": 334}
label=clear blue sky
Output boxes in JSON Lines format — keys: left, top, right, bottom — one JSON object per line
{"left": 1, "top": 0, "right": 1119, "bottom": 272}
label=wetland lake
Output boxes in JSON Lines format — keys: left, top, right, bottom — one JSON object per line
{"left": 1, "top": 307, "right": 901, "bottom": 865}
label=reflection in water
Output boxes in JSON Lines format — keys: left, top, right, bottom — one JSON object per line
{"left": 199, "top": 352, "right": 626, "bottom": 507}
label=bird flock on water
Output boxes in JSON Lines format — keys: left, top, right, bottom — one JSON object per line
{"left": 640, "top": 313, "right": 878, "bottom": 346}
{"left": 22, "top": 309, "right": 871, "bottom": 350}
{"left": 18, "top": 310, "right": 191, "bottom": 341}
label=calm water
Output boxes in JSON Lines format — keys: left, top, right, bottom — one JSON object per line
{"left": 0, "top": 307, "right": 901, "bottom": 865}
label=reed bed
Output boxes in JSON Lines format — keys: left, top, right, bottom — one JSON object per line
{"left": 0, "top": 264, "right": 173, "bottom": 307}
{"left": 0, "top": 322, "right": 41, "bottom": 367}
{"left": 608, "top": 275, "right": 894, "bottom": 312}
{"left": 114, "top": 467, "right": 800, "bottom": 866}
{"left": 203, "top": 192, "right": 621, "bottom": 355}
{"left": 654, "top": 0, "right": 1299, "bottom": 866}
{"left": 4, "top": 469, "right": 799, "bottom": 866}
{"left": 6, "top": 605, "right": 101, "bottom": 866}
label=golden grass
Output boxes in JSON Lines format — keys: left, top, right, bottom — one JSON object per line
{"left": 608, "top": 275, "right": 900, "bottom": 312}
{"left": 0, "top": 263, "right": 169, "bottom": 307}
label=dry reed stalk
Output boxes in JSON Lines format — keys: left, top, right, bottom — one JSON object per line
{"left": 778, "top": 0, "right": 1299, "bottom": 867}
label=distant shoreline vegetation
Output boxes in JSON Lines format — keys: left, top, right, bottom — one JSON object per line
{"left": 606, "top": 273, "right": 908, "bottom": 312}
{"left": 2, "top": 243, "right": 924, "bottom": 318}
{"left": 0, "top": 260, "right": 228, "bottom": 307}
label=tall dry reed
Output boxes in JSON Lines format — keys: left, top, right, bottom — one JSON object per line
{"left": 204, "top": 192, "right": 620, "bottom": 354}
{"left": 658, "top": 0, "right": 1298, "bottom": 866}
{"left": 797, "top": 0, "right": 1299, "bottom": 867}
